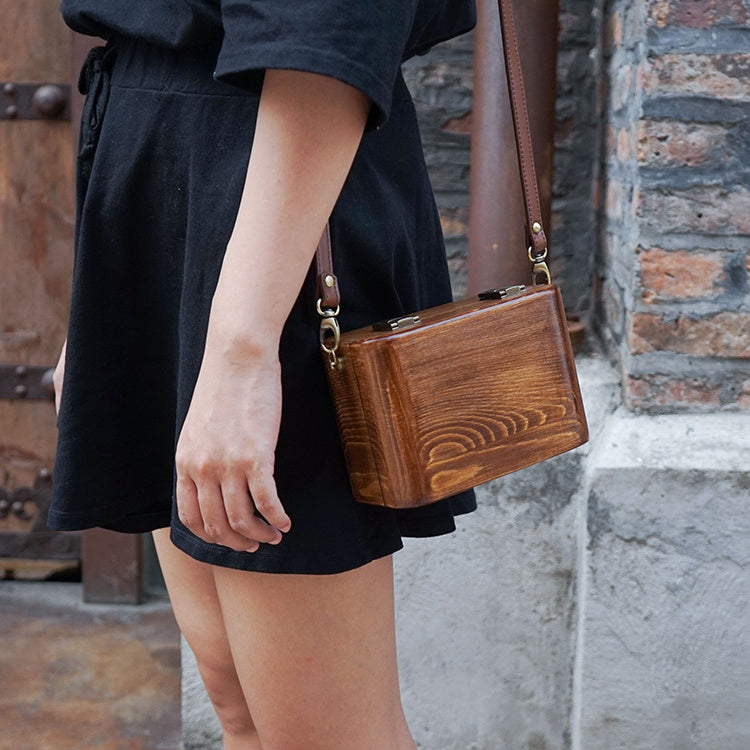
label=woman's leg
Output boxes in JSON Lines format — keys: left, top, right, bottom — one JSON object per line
{"left": 213, "top": 554, "right": 416, "bottom": 750}
{"left": 151, "top": 528, "right": 261, "bottom": 750}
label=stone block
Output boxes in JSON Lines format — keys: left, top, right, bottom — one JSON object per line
{"left": 638, "top": 185, "right": 750, "bottom": 235}
{"left": 611, "top": 63, "right": 637, "bottom": 113}
{"left": 637, "top": 120, "right": 728, "bottom": 167}
{"left": 638, "top": 247, "right": 727, "bottom": 300}
{"left": 577, "top": 410, "right": 750, "bottom": 750}
{"left": 606, "top": 178, "right": 627, "bottom": 220}
{"left": 628, "top": 311, "right": 750, "bottom": 357}
{"left": 645, "top": 53, "right": 750, "bottom": 100}
{"left": 439, "top": 205, "right": 469, "bottom": 240}
{"left": 648, "top": 0, "right": 749, "bottom": 29}
{"left": 624, "top": 373, "right": 723, "bottom": 409}
{"left": 739, "top": 379, "right": 750, "bottom": 408}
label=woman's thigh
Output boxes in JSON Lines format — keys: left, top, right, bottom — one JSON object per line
{"left": 212, "top": 554, "right": 415, "bottom": 750}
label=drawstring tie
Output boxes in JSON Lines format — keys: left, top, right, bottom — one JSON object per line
{"left": 77, "top": 44, "right": 118, "bottom": 159}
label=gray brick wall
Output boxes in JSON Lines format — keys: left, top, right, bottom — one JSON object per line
{"left": 404, "top": 31, "right": 475, "bottom": 298}
{"left": 600, "top": 0, "right": 750, "bottom": 411}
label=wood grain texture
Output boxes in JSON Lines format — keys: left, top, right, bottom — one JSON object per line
{"left": 0, "top": 4, "right": 73, "bottom": 544}
{"left": 325, "top": 286, "right": 588, "bottom": 507}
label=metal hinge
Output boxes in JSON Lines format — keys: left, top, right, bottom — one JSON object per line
{"left": 478, "top": 285, "right": 527, "bottom": 301}
{"left": 0, "top": 365, "right": 55, "bottom": 400}
{"left": 1, "top": 82, "right": 71, "bottom": 120}
{"left": 372, "top": 314, "right": 422, "bottom": 332}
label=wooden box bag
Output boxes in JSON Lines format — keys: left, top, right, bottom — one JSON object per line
{"left": 314, "top": 0, "right": 588, "bottom": 508}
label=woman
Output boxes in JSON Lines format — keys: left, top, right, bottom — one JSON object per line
{"left": 49, "top": 1, "right": 477, "bottom": 747}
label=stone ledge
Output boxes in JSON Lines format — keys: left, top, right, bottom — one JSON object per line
{"left": 591, "top": 405, "right": 750, "bottom": 471}
{"left": 575, "top": 380, "right": 750, "bottom": 750}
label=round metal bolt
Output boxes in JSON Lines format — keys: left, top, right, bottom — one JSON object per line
{"left": 11, "top": 498, "right": 33, "bottom": 521}
{"left": 0, "top": 498, "right": 9, "bottom": 519}
{"left": 3, "top": 82, "right": 17, "bottom": 97}
{"left": 33, "top": 85, "right": 66, "bottom": 118}
{"left": 14, "top": 365, "right": 27, "bottom": 377}
{"left": 5, "top": 104, "right": 18, "bottom": 119}
{"left": 13, "top": 384, "right": 27, "bottom": 398}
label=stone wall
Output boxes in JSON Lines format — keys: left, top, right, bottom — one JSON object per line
{"left": 554, "top": 0, "right": 608, "bottom": 311}
{"left": 599, "top": 0, "right": 750, "bottom": 410}
{"left": 403, "top": 32, "right": 475, "bottom": 298}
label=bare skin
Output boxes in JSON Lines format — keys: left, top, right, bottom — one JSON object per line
{"left": 174, "top": 68, "right": 370, "bottom": 552}
{"left": 153, "top": 528, "right": 415, "bottom": 750}
{"left": 55, "top": 68, "right": 418, "bottom": 749}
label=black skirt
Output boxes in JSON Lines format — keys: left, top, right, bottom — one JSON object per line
{"left": 48, "top": 37, "right": 476, "bottom": 574}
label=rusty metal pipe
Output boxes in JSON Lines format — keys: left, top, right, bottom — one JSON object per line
{"left": 467, "top": 0, "right": 560, "bottom": 293}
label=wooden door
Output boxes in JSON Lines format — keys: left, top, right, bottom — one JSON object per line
{"left": 0, "top": 1, "right": 79, "bottom": 577}
{"left": 1, "top": 4, "right": 146, "bottom": 602}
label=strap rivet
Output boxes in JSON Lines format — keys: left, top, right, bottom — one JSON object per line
{"left": 324, "top": 274, "right": 335, "bottom": 288}
{"left": 532, "top": 221, "right": 542, "bottom": 235}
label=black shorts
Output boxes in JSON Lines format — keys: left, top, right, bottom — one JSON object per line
{"left": 48, "top": 37, "right": 476, "bottom": 574}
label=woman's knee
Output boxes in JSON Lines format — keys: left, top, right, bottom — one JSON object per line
{"left": 193, "top": 651, "right": 257, "bottom": 738}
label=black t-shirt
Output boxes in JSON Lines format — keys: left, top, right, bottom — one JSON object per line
{"left": 61, "top": 0, "right": 476, "bottom": 128}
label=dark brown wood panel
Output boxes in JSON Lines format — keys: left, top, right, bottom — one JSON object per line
{"left": 0, "top": 1, "right": 77, "bottom": 564}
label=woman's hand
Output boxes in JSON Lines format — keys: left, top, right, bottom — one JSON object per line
{"left": 175, "top": 337, "right": 291, "bottom": 552}
{"left": 174, "top": 68, "right": 368, "bottom": 552}
{"left": 53, "top": 339, "right": 67, "bottom": 416}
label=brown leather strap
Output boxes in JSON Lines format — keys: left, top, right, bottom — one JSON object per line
{"left": 315, "top": 222, "right": 340, "bottom": 309}
{"left": 496, "top": 0, "right": 547, "bottom": 257}
{"left": 315, "top": 0, "right": 546, "bottom": 306}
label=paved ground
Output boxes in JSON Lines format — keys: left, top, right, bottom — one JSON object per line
{"left": 0, "top": 581, "right": 181, "bottom": 750}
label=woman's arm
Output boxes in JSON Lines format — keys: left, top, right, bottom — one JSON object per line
{"left": 175, "top": 70, "right": 369, "bottom": 551}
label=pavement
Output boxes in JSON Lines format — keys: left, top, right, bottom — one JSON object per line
{"left": 0, "top": 580, "right": 181, "bottom": 750}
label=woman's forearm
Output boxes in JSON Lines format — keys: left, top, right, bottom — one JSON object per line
{"left": 206, "top": 69, "right": 369, "bottom": 359}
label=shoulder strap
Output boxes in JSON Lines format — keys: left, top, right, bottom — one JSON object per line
{"left": 315, "top": 0, "right": 547, "bottom": 309}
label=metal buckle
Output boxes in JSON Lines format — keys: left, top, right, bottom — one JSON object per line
{"left": 527, "top": 245, "right": 551, "bottom": 285}
{"left": 317, "top": 298, "right": 342, "bottom": 370}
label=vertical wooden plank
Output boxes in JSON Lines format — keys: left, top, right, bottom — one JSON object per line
{"left": 0, "top": 1, "right": 145, "bottom": 596}
{"left": 82, "top": 528, "right": 145, "bottom": 604}
{"left": 0, "top": 0, "right": 77, "bottom": 567}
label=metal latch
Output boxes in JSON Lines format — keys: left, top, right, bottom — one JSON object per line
{"left": 477, "top": 285, "right": 526, "bottom": 301}
{"left": 372, "top": 314, "right": 422, "bottom": 331}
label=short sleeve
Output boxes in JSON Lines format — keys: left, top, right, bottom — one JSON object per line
{"left": 213, "top": 0, "right": 421, "bottom": 130}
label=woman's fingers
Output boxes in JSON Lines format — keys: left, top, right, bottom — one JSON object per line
{"left": 223, "top": 473, "right": 283, "bottom": 545}
{"left": 176, "top": 473, "right": 216, "bottom": 546}
{"left": 177, "top": 465, "right": 286, "bottom": 551}
{"left": 248, "top": 471, "right": 291, "bottom": 533}
{"left": 195, "top": 479, "right": 262, "bottom": 552}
